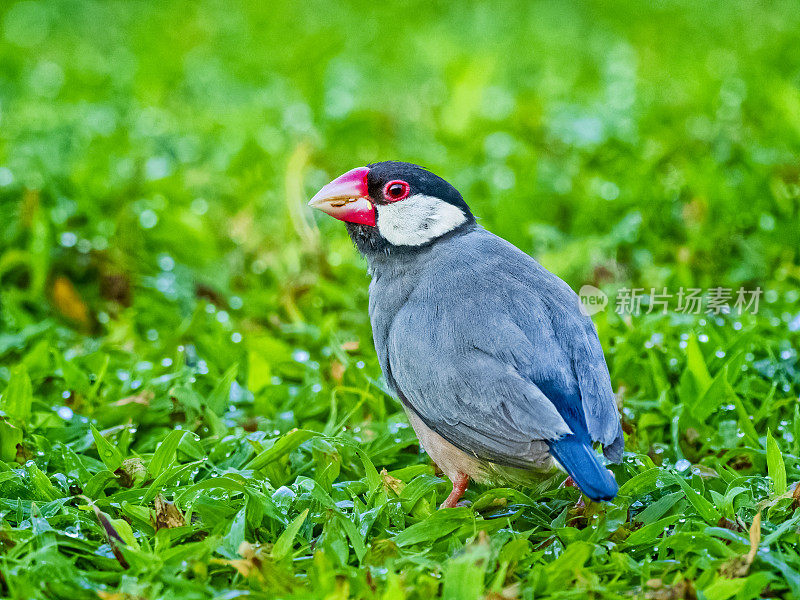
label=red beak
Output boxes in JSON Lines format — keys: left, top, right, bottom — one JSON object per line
{"left": 307, "top": 166, "right": 375, "bottom": 227}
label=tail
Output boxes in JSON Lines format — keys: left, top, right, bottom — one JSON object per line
{"left": 548, "top": 436, "right": 618, "bottom": 501}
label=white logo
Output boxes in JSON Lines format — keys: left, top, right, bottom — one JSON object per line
{"left": 579, "top": 285, "right": 608, "bottom": 316}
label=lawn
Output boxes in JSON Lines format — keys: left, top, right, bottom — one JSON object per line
{"left": 1, "top": 1, "right": 800, "bottom": 598}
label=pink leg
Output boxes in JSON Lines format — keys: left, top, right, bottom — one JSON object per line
{"left": 440, "top": 472, "right": 470, "bottom": 509}
{"left": 560, "top": 475, "right": 586, "bottom": 509}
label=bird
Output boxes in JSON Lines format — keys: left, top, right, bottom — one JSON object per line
{"left": 308, "top": 161, "right": 623, "bottom": 508}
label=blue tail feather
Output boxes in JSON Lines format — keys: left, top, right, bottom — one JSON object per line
{"left": 548, "top": 435, "right": 618, "bottom": 501}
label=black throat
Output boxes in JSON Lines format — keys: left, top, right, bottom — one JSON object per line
{"left": 345, "top": 222, "right": 391, "bottom": 256}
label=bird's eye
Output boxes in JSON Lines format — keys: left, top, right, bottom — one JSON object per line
{"left": 383, "top": 180, "right": 410, "bottom": 201}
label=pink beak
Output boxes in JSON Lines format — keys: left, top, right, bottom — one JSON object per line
{"left": 307, "top": 166, "right": 376, "bottom": 227}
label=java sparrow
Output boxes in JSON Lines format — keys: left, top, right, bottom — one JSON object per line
{"left": 308, "top": 162, "right": 623, "bottom": 507}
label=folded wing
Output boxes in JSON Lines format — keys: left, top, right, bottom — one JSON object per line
{"left": 381, "top": 228, "right": 623, "bottom": 468}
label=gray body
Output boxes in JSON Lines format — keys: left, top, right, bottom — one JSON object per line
{"left": 366, "top": 225, "right": 624, "bottom": 475}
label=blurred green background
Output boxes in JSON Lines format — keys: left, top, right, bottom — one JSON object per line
{"left": 2, "top": 0, "right": 799, "bottom": 314}
{"left": 1, "top": 1, "right": 800, "bottom": 598}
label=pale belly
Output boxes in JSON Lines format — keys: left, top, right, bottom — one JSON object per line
{"left": 403, "top": 406, "right": 556, "bottom": 485}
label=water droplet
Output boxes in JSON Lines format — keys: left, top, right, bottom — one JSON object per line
{"left": 191, "top": 198, "right": 208, "bottom": 215}
{"left": 145, "top": 157, "right": 170, "bottom": 180}
{"left": 292, "top": 349, "right": 310, "bottom": 363}
{"left": 156, "top": 272, "right": 175, "bottom": 293}
{"left": 599, "top": 181, "right": 620, "bottom": 201}
{"left": 64, "top": 526, "right": 81, "bottom": 538}
{"left": 675, "top": 459, "right": 691, "bottom": 472}
{"left": 57, "top": 406, "right": 73, "bottom": 419}
{"left": 92, "top": 236, "right": 108, "bottom": 251}
{"left": 251, "top": 259, "right": 267, "bottom": 275}
{"left": 158, "top": 254, "right": 175, "bottom": 271}
{"left": 60, "top": 232, "right": 77, "bottom": 247}
{"left": 0, "top": 167, "right": 14, "bottom": 186}
{"left": 139, "top": 209, "right": 158, "bottom": 229}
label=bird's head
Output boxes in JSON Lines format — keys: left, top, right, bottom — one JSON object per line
{"left": 308, "top": 161, "right": 475, "bottom": 255}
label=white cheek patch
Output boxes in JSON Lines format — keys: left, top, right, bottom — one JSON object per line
{"left": 376, "top": 194, "right": 467, "bottom": 246}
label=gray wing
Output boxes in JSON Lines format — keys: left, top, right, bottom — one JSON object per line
{"left": 386, "top": 307, "right": 572, "bottom": 469}
{"left": 377, "top": 228, "right": 623, "bottom": 468}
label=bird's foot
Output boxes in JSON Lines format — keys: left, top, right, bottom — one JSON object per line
{"left": 560, "top": 475, "right": 586, "bottom": 510}
{"left": 439, "top": 472, "right": 470, "bottom": 509}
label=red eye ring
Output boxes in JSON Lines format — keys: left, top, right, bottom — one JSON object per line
{"left": 383, "top": 180, "right": 410, "bottom": 202}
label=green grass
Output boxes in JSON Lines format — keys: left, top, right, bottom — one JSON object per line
{"left": 1, "top": 1, "right": 800, "bottom": 598}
